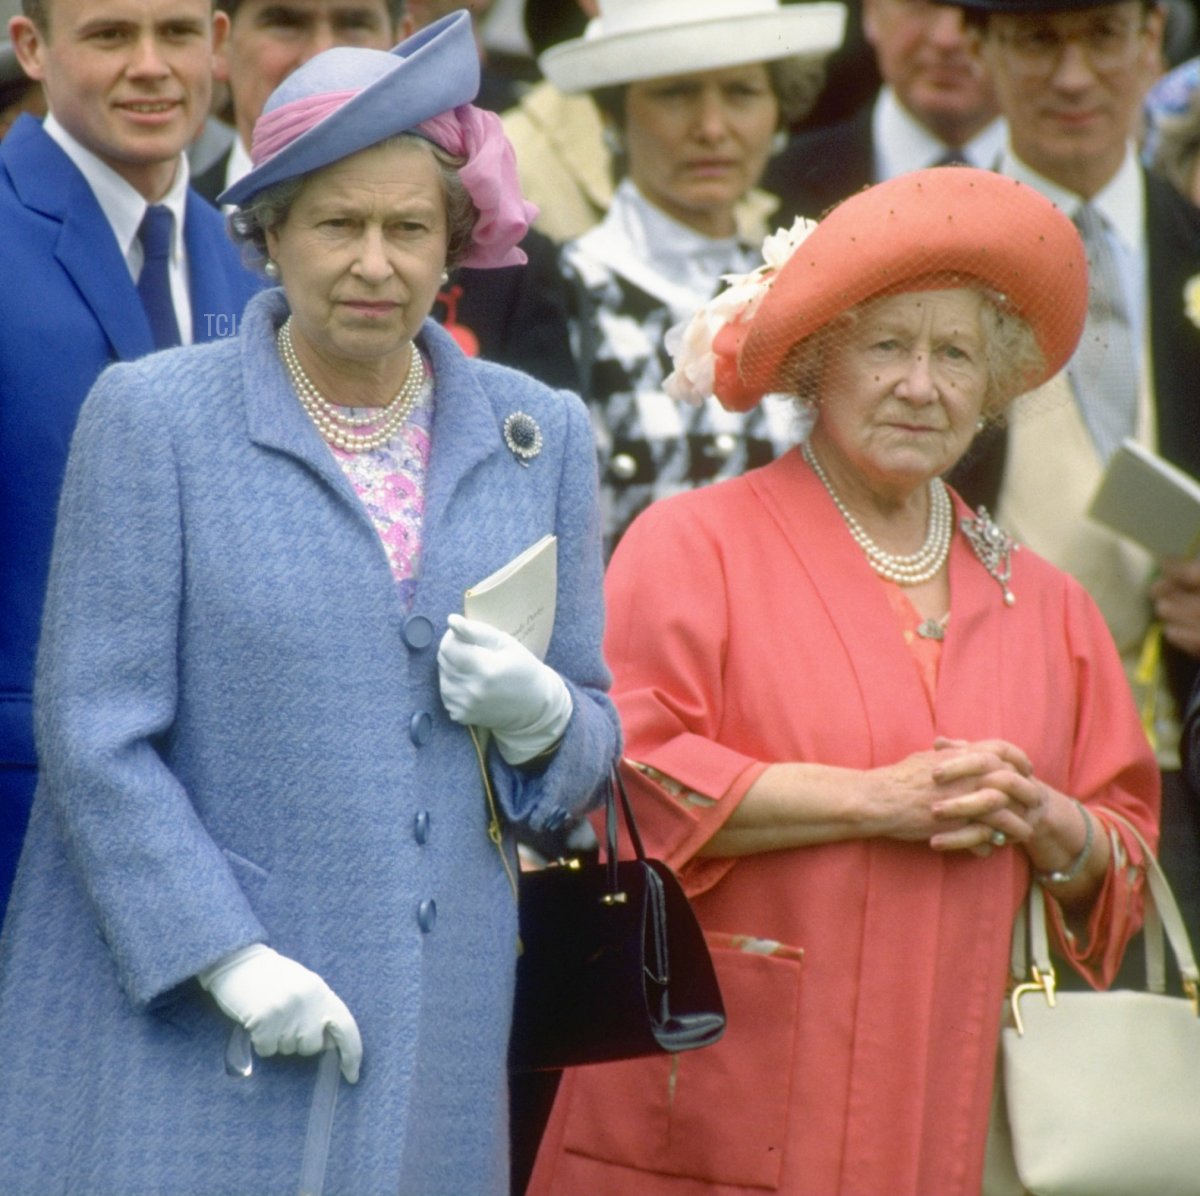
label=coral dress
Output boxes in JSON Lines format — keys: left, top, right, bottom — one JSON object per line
{"left": 528, "top": 449, "right": 1159, "bottom": 1196}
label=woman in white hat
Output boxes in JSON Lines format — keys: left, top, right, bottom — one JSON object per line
{"left": 540, "top": 0, "right": 846, "bottom": 556}
{"left": 0, "top": 13, "right": 619, "bottom": 1194}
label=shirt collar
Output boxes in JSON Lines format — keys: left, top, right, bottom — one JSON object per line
{"left": 43, "top": 113, "right": 190, "bottom": 269}
{"left": 226, "top": 137, "right": 254, "bottom": 194}
{"left": 610, "top": 177, "right": 750, "bottom": 277}
{"left": 575, "top": 178, "right": 758, "bottom": 318}
{"left": 998, "top": 142, "right": 1144, "bottom": 254}
{"left": 873, "top": 87, "right": 1007, "bottom": 179}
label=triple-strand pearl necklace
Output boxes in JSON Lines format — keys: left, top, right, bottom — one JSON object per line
{"left": 277, "top": 317, "right": 424, "bottom": 452}
{"left": 801, "top": 440, "right": 952, "bottom": 586}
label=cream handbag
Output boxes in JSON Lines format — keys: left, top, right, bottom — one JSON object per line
{"left": 984, "top": 812, "right": 1200, "bottom": 1196}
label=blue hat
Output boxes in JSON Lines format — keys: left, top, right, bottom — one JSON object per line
{"left": 219, "top": 12, "right": 479, "bottom": 208}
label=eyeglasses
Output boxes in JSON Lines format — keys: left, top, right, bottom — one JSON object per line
{"left": 993, "top": 18, "right": 1147, "bottom": 78}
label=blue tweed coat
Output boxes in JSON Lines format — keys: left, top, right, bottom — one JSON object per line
{"left": 0, "top": 289, "right": 620, "bottom": 1196}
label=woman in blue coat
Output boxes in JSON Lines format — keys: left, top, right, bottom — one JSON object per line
{"left": 0, "top": 14, "right": 619, "bottom": 1195}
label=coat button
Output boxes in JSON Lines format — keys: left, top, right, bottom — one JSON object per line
{"left": 417, "top": 899, "right": 437, "bottom": 934}
{"left": 609, "top": 452, "right": 638, "bottom": 480}
{"left": 414, "top": 810, "right": 431, "bottom": 845}
{"left": 402, "top": 615, "right": 434, "bottom": 650}
{"left": 410, "top": 711, "right": 432, "bottom": 746}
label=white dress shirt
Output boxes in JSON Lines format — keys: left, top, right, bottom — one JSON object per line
{"left": 873, "top": 86, "right": 1007, "bottom": 180}
{"left": 44, "top": 114, "right": 194, "bottom": 344}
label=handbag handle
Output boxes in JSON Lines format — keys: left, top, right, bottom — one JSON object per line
{"left": 469, "top": 723, "right": 636, "bottom": 902}
{"left": 1011, "top": 807, "right": 1200, "bottom": 1031}
{"left": 599, "top": 764, "right": 649, "bottom": 902}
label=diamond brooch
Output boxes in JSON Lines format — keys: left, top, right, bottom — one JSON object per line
{"left": 961, "top": 507, "right": 1018, "bottom": 606}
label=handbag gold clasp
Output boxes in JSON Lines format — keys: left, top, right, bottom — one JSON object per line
{"left": 600, "top": 892, "right": 628, "bottom": 905}
{"left": 1010, "top": 964, "right": 1057, "bottom": 1037}
{"left": 1185, "top": 977, "right": 1199, "bottom": 1017}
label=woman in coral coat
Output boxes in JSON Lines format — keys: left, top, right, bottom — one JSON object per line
{"left": 528, "top": 168, "right": 1160, "bottom": 1195}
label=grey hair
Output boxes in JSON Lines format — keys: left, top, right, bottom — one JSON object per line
{"left": 227, "top": 134, "right": 479, "bottom": 274}
{"left": 780, "top": 288, "right": 1045, "bottom": 423}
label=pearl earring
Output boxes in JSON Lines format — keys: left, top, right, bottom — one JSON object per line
{"left": 263, "top": 259, "right": 280, "bottom": 279}
{"left": 440, "top": 269, "right": 450, "bottom": 285}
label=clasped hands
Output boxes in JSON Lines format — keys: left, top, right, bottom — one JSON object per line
{"left": 880, "top": 736, "right": 1053, "bottom": 858}
{"left": 437, "top": 614, "right": 572, "bottom": 764}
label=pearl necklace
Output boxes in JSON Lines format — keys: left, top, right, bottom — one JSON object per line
{"left": 802, "top": 440, "right": 952, "bottom": 585}
{"left": 277, "top": 317, "right": 424, "bottom": 452}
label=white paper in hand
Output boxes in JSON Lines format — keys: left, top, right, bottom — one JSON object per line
{"left": 1088, "top": 440, "right": 1200, "bottom": 559}
{"left": 464, "top": 534, "right": 557, "bottom": 660}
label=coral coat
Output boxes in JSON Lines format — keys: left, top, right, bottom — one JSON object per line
{"left": 0, "top": 290, "right": 619, "bottom": 1196}
{"left": 529, "top": 450, "right": 1158, "bottom": 1196}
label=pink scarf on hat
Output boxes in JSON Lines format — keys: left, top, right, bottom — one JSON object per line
{"left": 250, "top": 94, "right": 535, "bottom": 269}
{"left": 414, "top": 106, "right": 537, "bottom": 269}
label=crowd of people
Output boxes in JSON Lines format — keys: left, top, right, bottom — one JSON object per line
{"left": 0, "top": 0, "right": 1197, "bottom": 1194}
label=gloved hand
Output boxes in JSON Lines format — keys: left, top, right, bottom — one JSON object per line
{"left": 198, "top": 943, "right": 363, "bottom": 1083}
{"left": 438, "top": 614, "right": 572, "bottom": 765}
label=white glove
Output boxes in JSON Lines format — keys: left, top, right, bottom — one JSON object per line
{"left": 438, "top": 614, "right": 572, "bottom": 765}
{"left": 198, "top": 944, "right": 363, "bottom": 1083}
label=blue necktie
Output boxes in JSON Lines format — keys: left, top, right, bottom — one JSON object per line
{"left": 136, "top": 205, "right": 182, "bottom": 349}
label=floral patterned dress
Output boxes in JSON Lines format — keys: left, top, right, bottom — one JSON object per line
{"left": 329, "top": 366, "right": 435, "bottom": 605}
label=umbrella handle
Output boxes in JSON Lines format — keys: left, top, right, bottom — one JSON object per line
{"left": 297, "top": 1035, "right": 341, "bottom": 1196}
{"left": 223, "top": 1023, "right": 341, "bottom": 1196}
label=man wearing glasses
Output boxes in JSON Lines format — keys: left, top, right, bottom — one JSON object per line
{"left": 949, "top": 0, "right": 1200, "bottom": 961}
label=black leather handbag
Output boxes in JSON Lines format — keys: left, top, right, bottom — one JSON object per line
{"left": 507, "top": 767, "right": 727, "bottom": 1072}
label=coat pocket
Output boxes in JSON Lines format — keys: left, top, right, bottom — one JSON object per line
{"left": 221, "top": 845, "right": 272, "bottom": 908}
{"left": 560, "top": 931, "right": 804, "bottom": 1190}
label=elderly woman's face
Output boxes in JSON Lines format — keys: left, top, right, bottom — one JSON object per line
{"left": 265, "top": 139, "right": 449, "bottom": 369}
{"left": 812, "top": 289, "right": 989, "bottom": 495}
{"left": 623, "top": 64, "right": 779, "bottom": 238}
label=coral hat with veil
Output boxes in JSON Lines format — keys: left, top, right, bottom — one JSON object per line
{"left": 668, "top": 167, "right": 1091, "bottom": 413}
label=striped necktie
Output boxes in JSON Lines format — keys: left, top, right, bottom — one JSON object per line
{"left": 1070, "top": 204, "right": 1137, "bottom": 462}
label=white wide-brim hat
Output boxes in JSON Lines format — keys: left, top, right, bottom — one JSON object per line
{"left": 539, "top": 0, "right": 847, "bottom": 93}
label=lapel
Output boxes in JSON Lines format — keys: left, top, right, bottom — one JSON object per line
{"left": 1144, "top": 171, "right": 1200, "bottom": 478}
{"left": 238, "top": 291, "right": 505, "bottom": 590}
{"left": 414, "top": 320, "right": 507, "bottom": 585}
{"left": 184, "top": 190, "right": 261, "bottom": 342}
{"left": 238, "top": 289, "right": 361, "bottom": 508}
{"left": 5, "top": 117, "right": 154, "bottom": 361}
{"left": 935, "top": 495, "right": 1011, "bottom": 738}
